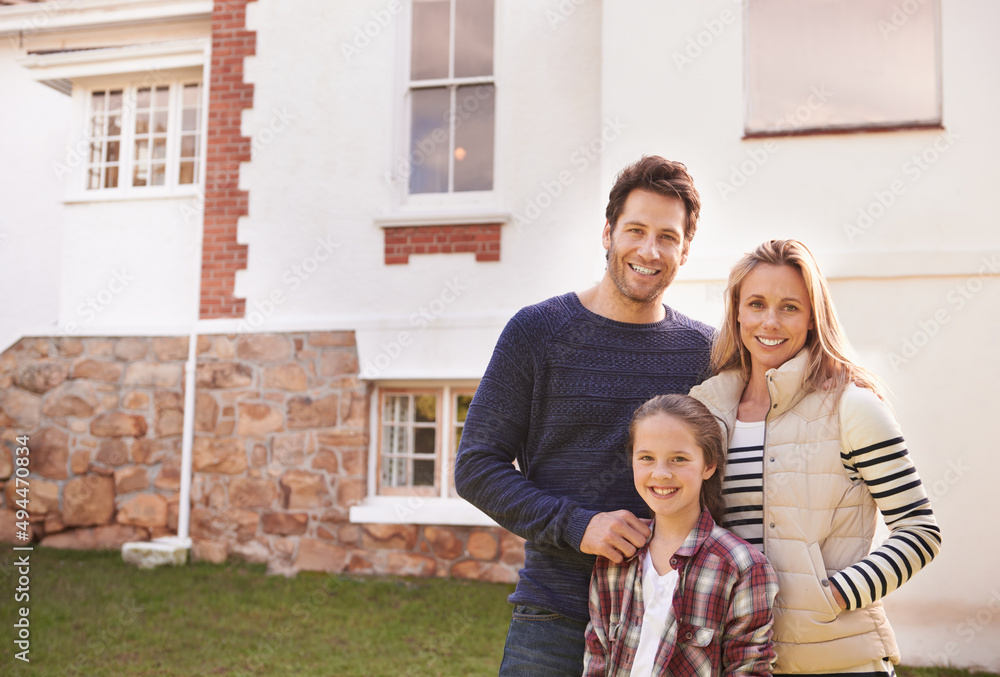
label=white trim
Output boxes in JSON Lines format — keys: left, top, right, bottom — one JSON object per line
{"left": 349, "top": 496, "right": 499, "bottom": 527}
{"left": 18, "top": 39, "right": 209, "bottom": 82}
{"left": 0, "top": 0, "right": 211, "bottom": 36}
{"left": 374, "top": 207, "right": 510, "bottom": 228}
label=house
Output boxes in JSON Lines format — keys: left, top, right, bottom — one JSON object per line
{"left": 0, "top": 0, "right": 997, "bottom": 669}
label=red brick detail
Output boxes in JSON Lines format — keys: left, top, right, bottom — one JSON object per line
{"left": 200, "top": 1, "right": 256, "bottom": 319}
{"left": 384, "top": 224, "right": 502, "bottom": 265}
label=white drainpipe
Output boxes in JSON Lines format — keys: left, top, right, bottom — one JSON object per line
{"left": 175, "top": 329, "right": 198, "bottom": 544}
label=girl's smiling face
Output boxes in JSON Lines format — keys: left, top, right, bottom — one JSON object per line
{"left": 738, "top": 263, "right": 814, "bottom": 376}
{"left": 631, "top": 412, "right": 716, "bottom": 527}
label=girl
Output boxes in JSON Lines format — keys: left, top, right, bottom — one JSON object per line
{"left": 690, "top": 240, "right": 941, "bottom": 675}
{"left": 584, "top": 394, "right": 778, "bottom": 676}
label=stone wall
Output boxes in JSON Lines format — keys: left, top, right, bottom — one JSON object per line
{"left": 0, "top": 332, "right": 524, "bottom": 583}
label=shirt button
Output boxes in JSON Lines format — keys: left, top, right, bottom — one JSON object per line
{"left": 769, "top": 523, "right": 775, "bottom": 529}
{"left": 821, "top": 579, "right": 830, "bottom": 587}
{"left": 670, "top": 558, "right": 677, "bottom": 566}
{"left": 769, "top": 457, "right": 775, "bottom": 462}
{"left": 685, "top": 631, "right": 693, "bottom": 640}
{"left": 772, "top": 404, "right": 778, "bottom": 409}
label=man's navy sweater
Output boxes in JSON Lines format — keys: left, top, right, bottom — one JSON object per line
{"left": 454, "top": 292, "right": 713, "bottom": 623}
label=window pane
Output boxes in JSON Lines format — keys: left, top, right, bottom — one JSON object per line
{"left": 182, "top": 109, "right": 199, "bottom": 132}
{"left": 136, "top": 88, "right": 150, "bottom": 108}
{"left": 414, "top": 427, "right": 436, "bottom": 455}
{"left": 105, "top": 141, "right": 120, "bottom": 163}
{"left": 746, "top": 0, "right": 940, "bottom": 134}
{"left": 413, "top": 459, "right": 435, "bottom": 486}
{"left": 151, "top": 163, "right": 166, "bottom": 186}
{"left": 104, "top": 166, "right": 118, "bottom": 189}
{"left": 454, "top": 425, "right": 464, "bottom": 454}
{"left": 179, "top": 161, "right": 196, "bottom": 185}
{"left": 183, "top": 83, "right": 201, "bottom": 106}
{"left": 108, "top": 114, "right": 121, "bottom": 137}
{"left": 383, "top": 395, "right": 409, "bottom": 423}
{"left": 133, "top": 166, "right": 147, "bottom": 187}
{"left": 411, "top": 0, "right": 450, "bottom": 80}
{"left": 455, "top": 0, "right": 493, "bottom": 77}
{"left": 153, "top": 111, "right": 168, "bottom": 134}
{"left": 135, "top": 114, "right": 149, "bottom": 135}
{"left": 382, "top": 425, "right": 407, "bottom": 455}
{"left": 134, "top": 140, "right": 149, "bottom": 163}
{"left": 152, "top": 138, "right": 167, "bottom": 160}
{"left": 107, "top": 90, "right": 123, "bottom": 112}
{"left": 153, "top": 86, "right": 170, "bottom": 107}
{"left": 181, "top": 135, "right": 197, "bottom": 158}
{"left": 455, "top": 394, "right": 472, "bottom": 422}
{"left": 414, "top": 394, "right": 437, "bottom": 422}
{"left": 409, "top": 87, "right": 450, "bottom": 193}
{"left": 454, "top": 84, "right": 494, "bottom": 191}
{"left": 88, "top": 168, "right": 101, "bottom": 190}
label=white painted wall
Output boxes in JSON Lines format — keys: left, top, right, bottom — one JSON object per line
{"left": 600, "top": 0, "right": 1000, "bottom": 669}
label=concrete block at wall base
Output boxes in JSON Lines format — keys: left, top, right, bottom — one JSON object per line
{"left": 121, "top": 538, "right": 189, "bottom": 569}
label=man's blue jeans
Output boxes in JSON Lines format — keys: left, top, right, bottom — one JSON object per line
{"left": 498, "top": 604, "right": 589, "bottom": 677}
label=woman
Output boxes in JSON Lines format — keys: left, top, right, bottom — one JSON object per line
{"left": 690, "top": 240, "right": 941, "bottom": 675}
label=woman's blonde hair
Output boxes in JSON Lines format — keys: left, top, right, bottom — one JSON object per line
{"left": 710, "top": 239, "right": 884, "bottom": 399}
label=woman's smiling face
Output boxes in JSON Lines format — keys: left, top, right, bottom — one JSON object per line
{"left": 738, "top": 263, "right": 814, "bottom": 375}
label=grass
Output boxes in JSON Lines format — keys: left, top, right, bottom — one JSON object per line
{"left": 0, "top": 547, "right": 994, "bottom": 676}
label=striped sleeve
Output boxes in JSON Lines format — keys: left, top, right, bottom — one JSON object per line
{"left": 829, "top": 386, "right": 942, "bottom": 611}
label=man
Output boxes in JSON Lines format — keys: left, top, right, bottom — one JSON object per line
{"left": 454, "top": 155, "right": 714, "bottom": 676}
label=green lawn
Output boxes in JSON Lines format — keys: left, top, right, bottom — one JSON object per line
{"left": 0, "top": 547, "right": 993, "bottom": 676}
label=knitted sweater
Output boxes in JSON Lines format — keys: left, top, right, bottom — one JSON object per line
{"left": 454, "top": 292, "right": 713, "bottom": 622}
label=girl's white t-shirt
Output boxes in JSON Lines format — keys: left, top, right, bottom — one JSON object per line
{"left": 629, "top": 549, "right": 680, "bottom": 677}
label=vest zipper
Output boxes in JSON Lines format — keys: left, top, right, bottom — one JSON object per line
{"left": 762, "top": 371, "right": 775, "bottom": 558}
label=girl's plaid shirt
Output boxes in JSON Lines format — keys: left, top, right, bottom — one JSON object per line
{"left": 583, "top": 509, "right": 778, "bottom": 676}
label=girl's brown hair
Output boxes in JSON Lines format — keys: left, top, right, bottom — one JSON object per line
{"left": 626, "top": 394, "right": 726, "bottom": 525}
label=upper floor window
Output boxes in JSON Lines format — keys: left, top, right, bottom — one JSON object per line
{"left": 86, "top": 81, "right": 203, "bottom": 191}
{"left": 407, "top": 0, "right": 495, "bottom": 194}
{"left": 744, "top": 0, "right": 941, "bottom": 137}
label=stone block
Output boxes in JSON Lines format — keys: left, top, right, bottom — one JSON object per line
{"left": 56, "top": 338, "right": 85, "bottom": 357}
{"left": 468, "top": 531, "right": 499, "bottom": 560}
{"left": 311, "top": 450, "right": 338, "bottom": 474}
{"left": 91, "top": 412, "right": 148, "bottom": 438}
{"left": 62, "top": 476, "right": 115, "bottom": 526}
{"left": 336, "top": 478, "right": 366, "bottom": 508}
{"left": 154, "top": 462, "right": 181, "bottom": 491}
{"left": 88, "top": 463, "right": 115, "bottom": 477}
{"left": 97, "top": 439, "right": 130, "bottom": 466}
{"left": 16, "top": 361, "right": 69, "bottom": 394}
{"left": 236, "top": 335, "right": 292, "bottom": 362}
{"left": 280, "top": 470, "right": 326, "bottom": 509}
{"left": 261, "top": 512, "right": 308, "bottom": 535}
{"left": 500, "top": 530, "right": 527, "bottom": 566}
{"left": 31, "top": 427, "right": 69, "bottom": 479}
{"left": 361, "top": 523, "right": 418, "bottom": 550}
{"left": 308, "top": 332, "right": 355, "bottom": 347}
{"left": 0, "top": 508, "right": 33, "bottom": 544}
{"left": 229, "top": 477, "right": 277, "bottom": 509}
{"left": 44, "top": 512, "right": 66, "bottom": 534}
{"left": 424, "top": 526, "right": 464, "bottom": 560}
{"left": 263, "top": 363, "right": 308, "bottom": 391}
{"left": 117, "top": 494, "right": 168, "bottom": 528}
{"left": 319, "top": 350, "right": 359, "bottom": 378}
{"left": 340, "top": 392, "right": 367, "bottom": 429}
{"left": 196, "top": 362, "right": 253, "bottom": 389}
{"left": 385, "top": 552, "right": 437, "bottom": 577}
{"left": 287, "top": 394, "right": 339, "bottom": 429}
{"left": 151, "top": 337, "right": 190, "bottom": 361}
{"left": 5, "top": 478, "right": 59, "bottom": 515}
{"left": 192, "top": 539, "right": 228, "bottom": 564}
{"left": 41, "top": 524, "right": 148, "bottom": 550}
{"left": 195, "top": 392, "right": 219, "bottom": 432}
{"left": 192, "top": 437, "right": 247, "bottom": 474}
{"left": 114, "top": 466, "right": 149, "bottom": 494}
{"left": 71, "top": 358, "right": 123, "bottom": 382}
{"left": 114, "top": 338, "right": 148, "bottom": 361}
{"left": 122, "top": 391, "right": 149, "bottom": 410}
{"left": 70, "top": 450, "right": 91, "bottom": 474}
{"left": 189, "top": 507, "right": 258, "bottom": 542}
{"left": 131, "top": 438, "right": 176, "bottom": 465}
{"left": 0, "top": 388, "right": 41, "bottom": 428}
{"left": 340, "top": 449, "right": 366, "bottom": 475}
{"left": 294, "top": 538, "right": 347, "bottom": 573}
{"left": 0, "top": 444, "right": 11, "bottom": 480}
{"left": 316, "top": 430, "right": 367, "bottom": 448}
{"left": 124, "top": 363, "right": 182, "bottom": 388}
{"left": 42, "top": 381, "right": 99, "bottom": 417}
{"left": 237, "top": 402, "right": 285, "bottom": 436}
{"left": 85, "top": 340, "right": 115, "bottom": 357}
{"left": 450, "top": 560, "right": 517, "bottom": 584}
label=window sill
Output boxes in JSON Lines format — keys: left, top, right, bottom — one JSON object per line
{"left": 64, "top": 187, "right": 202, "bottom": 204}
{"left": 349, "top": 497, "right": 500, "bottom": 527}
{"left": 374, "top": 207, "right": 510, "bottom": 229}
{"left": 742, "top": 122, "right": 944, "bottom": 140}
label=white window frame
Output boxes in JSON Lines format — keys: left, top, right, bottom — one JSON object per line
{"left": 380, "top": 0, "right": 506, "bottom": 227}
{"left": 350, "top": 381, "right": 497, "bottom": 526}
{"left": 81, "top": 79, "right": 205, "bottom": 196}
